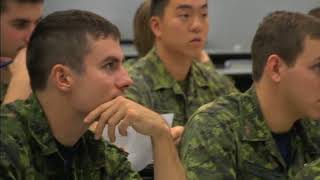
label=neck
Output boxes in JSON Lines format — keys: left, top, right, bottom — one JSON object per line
{"left": 155, "top": 42, "right": 193, "bottom": 81}
{"left": 36, "top": 91, "right": 89, "bottom": 147}
{"left": 255, "top": 81, "right": 299, "bottom": 133}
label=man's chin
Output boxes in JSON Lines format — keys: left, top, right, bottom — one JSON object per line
{"left": 112, "top": 93, "right": 124, "bottom": 100}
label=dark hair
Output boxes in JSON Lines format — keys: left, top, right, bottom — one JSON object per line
{"left": 308, "top": 7, "right": 320, "bottom": 18}
{"left": 150, "top": 0, "right": 169, "bottom": 17}
{"left": 27, "top": 9, "right": 121, "bottom": 91}
{"left": 133, "top": 0, "right": 154, "bottom": 57}
{"left": 251, "top": 11, "right": 320, "bottom": 82}
{"left": 0, "top": 0, "right": 44, "bottom": 13}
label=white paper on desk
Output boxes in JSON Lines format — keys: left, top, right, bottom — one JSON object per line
{"left": 102, "top": 113, "right": 174, "bottom": 171}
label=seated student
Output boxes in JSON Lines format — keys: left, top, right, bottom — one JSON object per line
{"left": 125, "top": 0, "right": 214, "bottom": 69}
{"left": 0, "top": 10, "right": 186, "bottom": 180}
{"left": 180, "top": 11, "right": 320, "bottom": 179}
{"left": 125, "top": 0, "right": 237, "bottom": 144}
{"left": 0, "top": 0, "right": 43, "bottom": 104}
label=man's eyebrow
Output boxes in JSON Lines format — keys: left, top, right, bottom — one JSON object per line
{"left": 176, "top": 3, "right": 208, "bottom": 10}
{"left": 100, "top": 56, "right": 121, "bottom": 64}
{"left": 176, "top": 4, "right": 192, "bottom": 10}
{"left": 11, "top": 18, "right": 31, "bottom": 23}
{"left": 11, "top": 16, "right": 43, "bottom": 24}
{"left": 201, "top": 3, "right": 208, "bottom": 10}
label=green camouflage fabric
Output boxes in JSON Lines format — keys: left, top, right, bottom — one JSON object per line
{"left": 180, "top": 86, "right": 320, "bottom": 180}
{"left": 0, "top": 95, "right": 141, "bottom": 180}
{"left": 294, "top": 159, "right": 320, "bottom": 180}
{"left": 123, "top": 58, "right": 138, "bottom": 70}
{"left": 0, "top": 82, "right": 8, "bottom": 104}
{"left": 125, "top": 48, "right": 237, "bottom": 127}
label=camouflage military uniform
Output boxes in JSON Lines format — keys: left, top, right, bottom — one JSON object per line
{"left": 125, "top": 48, "right": 237, "bottom": 126}
{"left": 180, "top": 87, "right": 320, "bottom": 180}
{"left": 123, "top": 58, "right": 138, "bottom": 70}
{"left": 0, "top": 95, "right": 141, "bottom": 180}
{"left": 0, "top": 82, "right": 8, "bottom": 104}
{"left": 293, "top": 159, "right": 320, "bottom": 180}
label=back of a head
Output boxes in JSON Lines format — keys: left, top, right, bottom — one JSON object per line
{"left": 251, "top": 10, "right": 320, "bottom": 82}
{"left": 308, "top": 7, "right": 320, "bottom": 19}
{"left": 27, "top": 9, "right": 120, "bottom": 91}
{"left": 0, "top": 0, "right": 44, "bottom": 14}
{"left": 133, "top": 0, "right": 154, "bottom": 57}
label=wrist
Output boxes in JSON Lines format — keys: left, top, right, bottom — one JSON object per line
{"left": 151, "top": 121, "right": 171, "bottom": 141}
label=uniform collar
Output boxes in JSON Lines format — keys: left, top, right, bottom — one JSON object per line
{"left": 21, "top": 95, "right": 59, "bottom": 155}
{"left": 239, "top": 87, "right": 319, "bottom": 147}
{"left": 238, "top": 86, "right": 272, "bottom": 142}
{"left": 143, "top": 48, "right": 209, "bottom": 91}
{"left": 25, "top": 95, "right": 108, "bottom": 165}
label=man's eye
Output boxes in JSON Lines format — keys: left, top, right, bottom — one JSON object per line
{"left": 315, "top": 64, "right": 320, "bottom": 70}
{"left": 12, "top": 22, "right": 28, "bottom": 30}
{"left": 179, "top": 14, "right": 190, "bottom": 20}
{"left": 104, "top": 60, "right": 120, "bottom": 72}
{"left": 311, "top": 63, "right": 320, "bottom": 74}
{"left": 105, "top": 62, "right": 115, "bottom": 70}
{"left": 202, "top": 12, "right": 208, "bottom": 18}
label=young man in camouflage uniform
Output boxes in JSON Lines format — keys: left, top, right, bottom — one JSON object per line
{"left": 180, "top": 11, "right": 320, "bottom": 179}
{"left": 0, "top": 10, "right": 186, "bottom": 179}
{"left": 0, "top": 0, "right": 43, "bottom": 104}
{"left": 125, "top": 0, "right": 237, "bottom": 144}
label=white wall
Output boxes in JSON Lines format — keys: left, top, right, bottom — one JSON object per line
{"left": 44, "top": 0, "right": 320, "bottom": 54}
{"left": 209, "top": 0, "right": 320, "bottom": 53}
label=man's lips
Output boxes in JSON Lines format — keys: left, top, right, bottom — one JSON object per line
{"left": 190, "top": 38, "right": 202, "bottom": 43}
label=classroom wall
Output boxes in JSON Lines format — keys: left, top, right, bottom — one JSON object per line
{"left": 44, "top": 0, "right": 320, "bottom": 54}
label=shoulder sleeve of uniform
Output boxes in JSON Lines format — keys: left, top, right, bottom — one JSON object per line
{"left": 0, "top": 105, "right": 29, "bottom": 180}
{"left": 199, "top": 62, "right": 239, "bottom": 94}
{"left": 301, "top": 119, "right": 320, "bottom": 151}
{"left": 125, "top": 69, "right": 152, "bottom": 108}
{"left": 179, "top": 99, "right": 238, "bottom": 180}
{"left": 103, "top": 143, "right": 142, "bottom": 180}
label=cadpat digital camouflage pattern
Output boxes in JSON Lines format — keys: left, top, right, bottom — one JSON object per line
{"left": 125, "top": 48, "right": 237, "bottom": 127}
{"left": 0, "top": 95, "right": 141, "bottom": 180}
{"left": 180, "top": 87, "right": 320, "bottom": 180}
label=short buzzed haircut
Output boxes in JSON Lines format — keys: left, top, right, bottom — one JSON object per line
{"left": 0, "top": 0, "right": 44, "bottom": 14}
{"left": 308, "top": 7, "right": 320, "bottom": 18}
{"left": 150, "top": 0, "right": 170, "bottom": 17}
{"left": 251, "top": 11, "right": 320, "bottom": 82}
{"left": 27, "top": 10, "right": 121, "bottom": 91}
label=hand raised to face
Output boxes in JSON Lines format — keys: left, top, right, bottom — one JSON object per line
{"left": 84, "top": 96, "right": 170, "bottom": 142}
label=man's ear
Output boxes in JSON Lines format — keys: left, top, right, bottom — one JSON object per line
{"left": 150, "top": 16, "right": 162, "bottom": 38}
{"left": 50, "top": 64, "right": 74, "bottom": 92}
{"left": 265, "top": 54, "right": 287, "bottom": 83}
